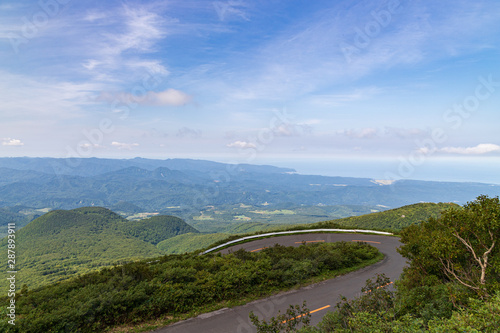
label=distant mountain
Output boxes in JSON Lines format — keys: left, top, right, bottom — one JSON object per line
{"left": 109, "top": 201, "right": 144, "bottom": 215}
{"left": 0, "top": 207, "right": 199, "bottom": 289}
{"left": 0, "top": 157, "right": 498, "bottom": 212}
{"left": 0, "top": 157, "right": 295, "bottom": 177}
{"left": 0, "top": 206, "right": 44, "bottom": 238}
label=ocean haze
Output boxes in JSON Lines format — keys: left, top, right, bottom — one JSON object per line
{"left": 255, "top": 156, "right": 500, "bottom": 185}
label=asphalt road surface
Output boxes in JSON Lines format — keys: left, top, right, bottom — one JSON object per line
{"left": 152, "top": 233, "right": 406, "bottom": 333}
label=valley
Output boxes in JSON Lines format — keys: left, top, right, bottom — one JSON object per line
{"left": 1, "top": 158, "right": 499, "bottom": 332}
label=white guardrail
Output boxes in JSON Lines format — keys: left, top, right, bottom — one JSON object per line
{"left": 201, "top": 229, "right": 393, "bottom": 255}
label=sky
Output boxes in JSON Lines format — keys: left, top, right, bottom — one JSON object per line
{"left": 1, "top": 0, "right": 500, "bottom": 183}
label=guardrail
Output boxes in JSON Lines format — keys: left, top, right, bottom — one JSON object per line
{"left": 201, "top": 229, "right": 393, "bottom": 254}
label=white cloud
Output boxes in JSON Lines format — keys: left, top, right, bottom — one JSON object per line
{"left": 439, "top": 143, "right": 500, "bottom": 155}
{"left": 103, "top": 5, "right": 166, "bottom": 55}
{"left": 2, "top": 138, "right": 23, "bottom": 146}
{"left": 0, "top": 71, "right": 103, "bottom": 120}
{"left": 340, "top": 128, "right": 379, "bottom": 139}
{"left": 98, "top": 88, "right": 192, "bottom": 107}
{"left": 150, "top": 89, "right": 192, "bottom": 106}
{"left": 111, "top": 141, "right": 139, "bottom": 150}
{"left": 226, "top": 141, "right": 256, "bottom": 149}
{"left": 309, "top": 87, "right": 382, "bottom": 107}
{"left": 213, "top": 1, "right": 250, "bottom": 22}
{"left": 177, "top": 127, "right": 202, "bottom": 138}
{"left": 83, "top": 11, "right": 107, "bottom": 22}
{"left": 384, "top": 127, "right": 427, "bottom": 139}
{"left": 273, "top": 123, "right": 312, "bottom": 137}
{"left": 77, "top": 4, "right": 170, "bottom": 83}
{"left": 79, "top": 143, "right": 105, "bottom": 149}
{"left": 214, "top": 1, "right": 500, "bottom": 104}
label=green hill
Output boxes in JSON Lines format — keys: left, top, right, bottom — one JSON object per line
{"left": 0, "top": 207, "right": 198, "bottom": 289}
{"left": 120, "top": 215, "right": 199, "bottom": 245}
{"left": 314, "top": 202, "right": 458, "bottom": 231}
{"left": 157, "top": 232, "right": 230, "bottom": 254}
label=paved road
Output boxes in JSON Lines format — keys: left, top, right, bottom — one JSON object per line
{"left": 152, "top": 233, "right": 405, "bottom": 333}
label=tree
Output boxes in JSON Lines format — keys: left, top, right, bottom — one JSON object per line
{"left": 399, "top": 195, "right": 500, "bottom": 298}
{"left": 316, "top": 273, "right": 396, "bottom": 332}
{"left": 249, "top": 301, "right": 311, "bottom": 333}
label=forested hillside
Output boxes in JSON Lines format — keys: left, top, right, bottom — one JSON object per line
{"left": 0, "top": 241, "right": 381, "bottom": 332}
{"left": 0, "top": 201, "right": 459, "bottom": 291}
{"left": 0, "top": 207, "right": 198, "bottom": 289}
{"left": 119, "top": 215, "right": 199, "bottom": 245}
{"left": 314, "top": 202, "right": 458, "bottom": 231}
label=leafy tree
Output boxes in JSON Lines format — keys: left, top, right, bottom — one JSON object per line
{"left": 399, "top": 195, "right": 500, "bottom": 298}
{"left": 315, "top": 273, "right": 396, "bottom": 332}
{"left": 428, "top": 292, "right": 500, "bottom": 332}
{"left": 249, "top": 301, "right": 311, "bottom": 333}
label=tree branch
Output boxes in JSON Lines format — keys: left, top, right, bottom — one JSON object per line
{"left": 439, "top": 257, "right": 480, "bottom": 291}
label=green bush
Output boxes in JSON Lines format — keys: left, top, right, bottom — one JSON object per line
{"left": 0, "top": 241, "right": 380, "bottom": 332}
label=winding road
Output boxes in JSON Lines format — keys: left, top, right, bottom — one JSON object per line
{"left": 152, "top": 233, "right": 406, "bottom": 333}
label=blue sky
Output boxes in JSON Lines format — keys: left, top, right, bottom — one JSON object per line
{"left": 1, "top": 0, "right": 500, "bottom": 182}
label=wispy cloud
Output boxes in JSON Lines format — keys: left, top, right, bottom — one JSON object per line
{"left": 2, "top": 138, "right": 23, "bottom": 146}
{"left": 439, "top": 143, "right": 500, "bottom": 155}
{"left": 213, "top": 1, "right": 250, "bottom": 22}
{"left": 384, "top": 127, "right": 427, "bottom": 139}
{"left": 0, "top": 71, "right": 101, "bottom": 119}
{"left": 98, "top": 88, "right": 192, "bottom": 107}
{"left": 79, "top": 143, "right": 105, "bottom": 150}
{"left": 177, "top": 127, "right": 202, "bottom": 138}
{"left": 339, "top": 128, "right": 379, "bottom": 139}
{"left": 226, "top": 140, "right": 256, "bottom": 149}
{"left": 78, "top": 4, "right": 169, "bottom": 80}
{"left": 308, "top": 87, "right": 382, "bottom": 107}
{"left": 214, "top": 0, "right": 500, "bottom": 103}
{"left": 111, "top": 141, "right": 140, "bottom": 150}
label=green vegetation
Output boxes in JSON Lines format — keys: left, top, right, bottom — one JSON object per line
{"left": 109, "top": 201, "right": 144, "bottom": 215}
{"left": 250, "top": 301, "right": 311, "bottom": 333}
{"left": 276, "top": 195, "right": 500, "bottom": 333}
{"left": 314, "top": 202, "right": 457, "bottom": 232}
{"left": 0, "top": 241, "right": 381, "bottom": 332}
{"left": 0, "top": 207, "right": 199, "bottom": 290}
{"left": 186, "top": 204, "right": 384, "bottom": 233}
{"left": 200, "top": 202, "right": 454, "bottom": 254}
{"left": 0, "top": 201, "right": 455, "bottom": 292}
{"left": 157, "top": 232, "right": 229, "bottom": 254}
{"left": 120, "top": 215, "right": 199, "bottom": 245}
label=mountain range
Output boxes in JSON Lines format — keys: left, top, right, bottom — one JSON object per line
{"left": 0, "top": 157, "right": 498, "bottom": 211}
{"left": 1, "top": 157, "right": 499, "bottom": 238}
